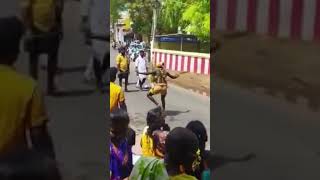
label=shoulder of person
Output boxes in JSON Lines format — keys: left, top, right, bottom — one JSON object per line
{"left": 14, "top": 70, "right": 38, "bottom": 91}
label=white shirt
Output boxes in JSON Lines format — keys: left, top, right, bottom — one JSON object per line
{"left": 135, "top": 55, "right": 147, "bottom": 79}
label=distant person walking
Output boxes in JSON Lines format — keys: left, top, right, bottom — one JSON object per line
{"left": 135, "top": 50, "right": 148, "bottom": 90}
{"left": 116, "top": 47, "right": 129, "bottom": 91}
{"left": 0, "top": 16, "right": 60, "bottom": 179}
{"left": 20, "top": 0, "right": 64, "bottom": 95}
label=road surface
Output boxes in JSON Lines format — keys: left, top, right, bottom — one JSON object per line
{"left": 110, "top": 48, "right": 211, "bottom": 152}
{"left": 213, "top": 79, "right": 320, "bottom": 180}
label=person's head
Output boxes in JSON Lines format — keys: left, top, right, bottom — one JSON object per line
{"left": 165, "top": 127, "right": 200, "bottom": 176}
{"left": 118, "top": 47, "right": 123, "bottom": 53}
{"left": 139, "top": 50, "right": 145, "bottom": 58}
{"left": 110, "top": 67, "right": 118, "bottom": 82}
{"left": 0, "top": 16, "right": 25, "bottom": 65}
{"left": 186, "top": 121, "right": 208, "bottom": 154}
{"left": 110, "top": 108, "right": 130, "bottom": 143}
{"left": 120, "top": 47, "right": 125, "bottom": 56}
{"left": 146, "top": 107, "right": 165, "bottom": 135}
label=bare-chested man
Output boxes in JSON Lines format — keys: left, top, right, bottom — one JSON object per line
{"left": 137, "top": 63, "right": 179, "bottom": 110}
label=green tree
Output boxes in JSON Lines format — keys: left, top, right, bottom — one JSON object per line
{"left": 110, "top": 0, "right": 126, "bottom": 25}
{"left": 126, "top": 0, "right": 154, "bottom": 41}
{"left": 158, "top": 0, "right": 188, "bottom": 34}
{"left": 182, "top": 0, "right": 210, "bottom": 41}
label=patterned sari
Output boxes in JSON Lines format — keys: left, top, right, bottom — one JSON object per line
{"left": 110, "top": 138, "right": 133, "bottom": 180}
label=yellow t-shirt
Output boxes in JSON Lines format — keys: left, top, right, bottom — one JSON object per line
{"left": 140, "top": 126, "right": 155, "bottom": 157}
{"left": 0, "top": 65, "right": 48, "bottom": 155}
{"left": 110, "top": 82, "right": 125, "bottom": 111}
{"left": 116, "top": 54, "right": 129, "bottom": 72}
{"left": 21, "top": 0, "right": 57, "bottom": 32}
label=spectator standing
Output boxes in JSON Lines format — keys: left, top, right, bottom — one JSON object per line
{"left": 20, "top": 0, "right": 64, "bottom": 95}
{"left": 116, "top": 47, "right": 129, "bottom": 91}
{"left": 0, "top": 16, "right": 60, "bottom": 178}
{"left": 130, "top": 127, "right": 200, "bottom": 180}
{"left": 110, "top": 67, "right": 127, "bottom": 111}
{"left": 140, "top": 107, "right": 169, "bottom": 158}
{"left": 110, "top": 108, "right": 133, "bottom": 180}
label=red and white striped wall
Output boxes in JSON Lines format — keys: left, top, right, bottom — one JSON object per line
{"left": 152, "top": 49, "right": 211, "bottom": 75}
{"left": 212, "top": 0, "right": 320, "bottom": 41}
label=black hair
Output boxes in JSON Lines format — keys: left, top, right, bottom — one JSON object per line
{"left": 165, "top": 127, "right": 199, "bottom": 176}
{"left": 110, "top": 108, "right": 129, "bottom": 144}
{"left": 186, "top": 120, "right": 208, "bottom": 153}
{"left": 0, "top": 16, "right": 25, "bottom": 65}
{"left": 110, "top": 67, "right": 118, "bottom": 82}
{"left": 146, "top": 107, "right": 166, "bottom": 136}
{"left": 186, "top": 121, "right": 208, "bottom": 179}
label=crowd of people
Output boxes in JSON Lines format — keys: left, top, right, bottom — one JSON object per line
{"left": 109, "top": 106, "right": 212, "bottom": 180}
{"left": 109, "top": 44, "right": 212, "bottom": 179}
{"left": 109, "top": 43, "right": 256, "bottom": 180}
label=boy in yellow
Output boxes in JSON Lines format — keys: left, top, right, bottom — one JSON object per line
{"left": 110, "top": 67, "right": 127, "bottom": 111}
{"left": 116, "top": 47, "right": 129, "bottom": 91}
{"left": 20, "top": 0, "right": 64, "bottom": 95}
{"left": 0, "top": 17, "right": 60, "bottom": 178}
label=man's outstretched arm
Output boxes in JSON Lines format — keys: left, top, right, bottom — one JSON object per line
{"left": 167, "top": 72, "right": 179, "bottom": 79}
{"left": 137, "top": 71, "right": 156, "bottom": 75}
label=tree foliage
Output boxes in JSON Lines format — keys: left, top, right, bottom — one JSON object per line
{"left": 110, "top": 0, "right": 126, "bottom": 24}
{"left": 112, "top": 0, "right": 210, "bottom": 41}
{"left": 182, "top": 0, "right": 210, "bottom": 41}
{"left": 126, "top": 0, "right": 154, "bottom": 40}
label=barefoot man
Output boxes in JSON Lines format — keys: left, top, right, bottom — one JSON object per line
{"left": 137, "top": 63, "right": 179, "bottom": 110}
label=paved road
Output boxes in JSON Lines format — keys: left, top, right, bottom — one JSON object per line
{"left": 110, "top": 48, "right": 211, "bottom": 152}
{"left": 213, "top": 79, "right": 320, "bottom": 180}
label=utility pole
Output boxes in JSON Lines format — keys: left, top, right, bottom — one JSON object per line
{"left": 150, "top": 0, "right": 161, "bottom": 63}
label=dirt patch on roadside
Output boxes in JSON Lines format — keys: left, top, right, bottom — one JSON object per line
{"left": 167, "top": 72, "right": 210, "bottom": 96}
{"left": 215, "top": 31, "right": 320, "bottom": 111}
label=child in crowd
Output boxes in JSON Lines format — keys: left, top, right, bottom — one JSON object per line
{"left": 186, "top": 120, "right": 256, "bottom": 179}
{"left": 140, "top": 107, "right": 170, "bottom": 158}
{"left": 164, "top": 127, "right": 200, "bottom": 180}
{"left": 110, "top": 108, "right": 133, "bottom": 180}
{"left": 130, "top": 127, "right": 200, "bottom": 180}
{"left": 186, "top": 121, "right": 209, "bottom": 179}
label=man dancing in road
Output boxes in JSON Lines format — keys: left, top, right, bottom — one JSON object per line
{"left": 137, "top": 63, "right": 179, "bottom": 110}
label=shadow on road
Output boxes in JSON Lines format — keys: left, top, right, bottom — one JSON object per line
{"left": 165, "top": 110, "right": 191, "bottom": 117}
{"left": 128, "top": 82, "right": 137, "bottom": 85}
{"left": 126, "top": 90, "right": 140, "bottom": 93}
{"left": 212, "top": 153, "right": 257, "bottom": 171}
{"left": 48, "top": 89, "right": 95, "bottom": 97}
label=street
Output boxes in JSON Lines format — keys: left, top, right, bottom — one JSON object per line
{"left": 213, "top": 79, "right": 320, "bottom": 179}
{"left": 110, "top": 48, "right": 211, "bottom": 152}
